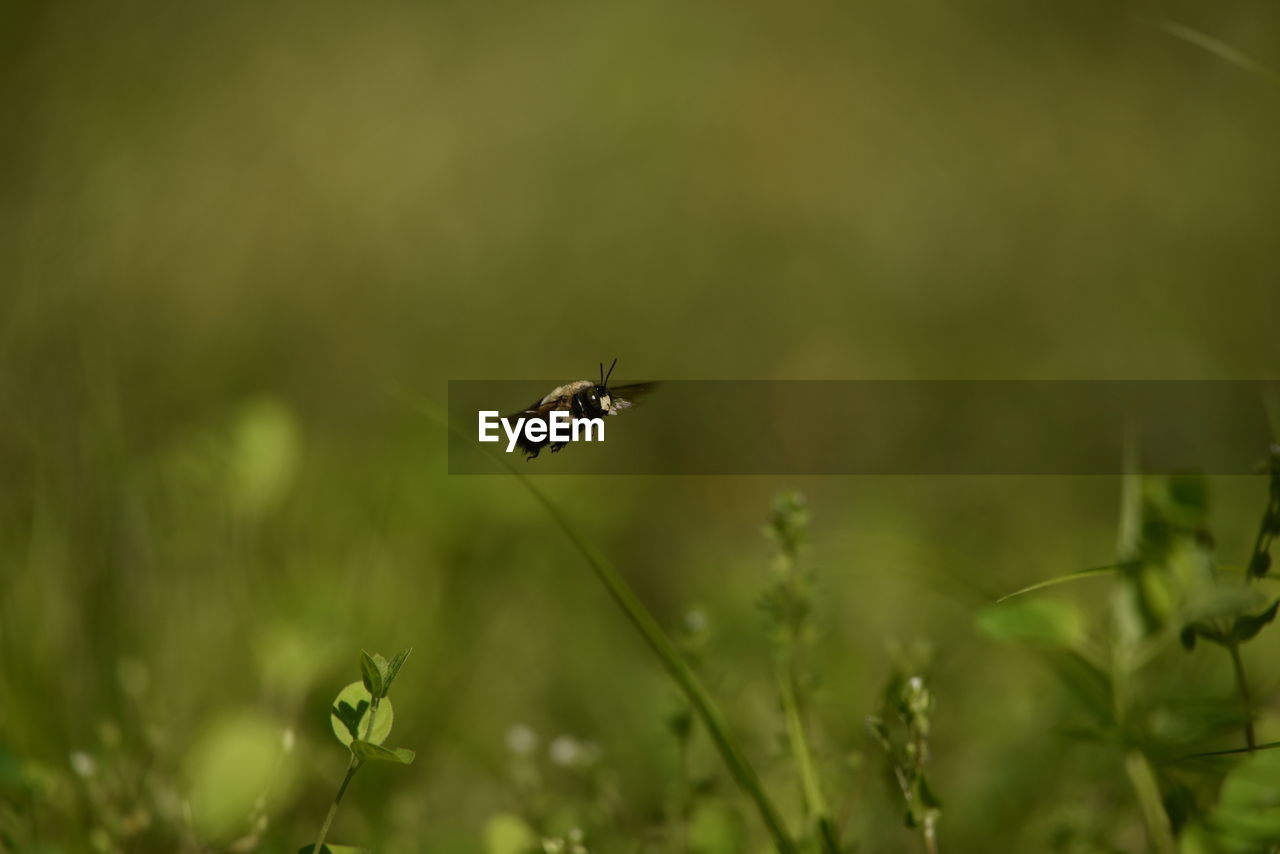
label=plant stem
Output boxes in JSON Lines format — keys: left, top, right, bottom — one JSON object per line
{"left": 913, "top": 727, "right": 938, "bottom": 854}
{"left": 1227, "top": 642, "right": 1256, "bottom": 751}
{"left": 520, "top": 474, "right": 799, "bottom": 854}
{"left": 311, "top": 757, "right": 359, "bottom": 854}
{"left": 1124, "top": 750, "right": 1175, "bottom": 854}
{"left": 922, "top": 817, "right": 939, "bottom": 854}
{"left": 778, "top": 667, "right": 839, "bottom": 853}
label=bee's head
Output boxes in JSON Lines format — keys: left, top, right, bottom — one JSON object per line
{"left": 591, "top": 358, "right": 618, "bottom": 414}
{"left": 581, "top": 385, "right": 611, "bottom": 413}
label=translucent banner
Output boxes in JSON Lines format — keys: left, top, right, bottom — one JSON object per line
{"left": 446, "top": 380, "right": 1279, "bottom": 475}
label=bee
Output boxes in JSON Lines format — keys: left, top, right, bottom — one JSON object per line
{"left": 509, "top": 358, "right": 656, "bottom": 459}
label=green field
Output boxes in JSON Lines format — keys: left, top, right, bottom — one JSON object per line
{"left": 3, "top": 2, "right": 1280, "bottom": 851}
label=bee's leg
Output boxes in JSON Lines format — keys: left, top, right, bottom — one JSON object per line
{"left": 550, "top": 442, "right": 567, "bottom": 453}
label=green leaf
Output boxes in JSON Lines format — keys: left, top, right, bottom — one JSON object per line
{"left": 1041, "top": 650, "right": 1115, "bottom": 728}
{"left": 332, "top": 699, "right": 366, "bottom": 741}
{"left": 905, "top": 775, "right": 943, "bottom": 829}
{"left": 1250, "top": 552, "right": 1273, "bottom": 578}
{"left": 1210, "top": 748, "right": 1280, "bottom": 845}
{"left": 976, "top": 598, "right": 1085, "bottom": 648}
{"left": 1182, "top": 621, "right": 1230, "bottom": 649}
{"left": 360, "top": 651, "right": 385, "bottom": 698}
{"left": 383, "top": 648, "right": 412, "bottom": 693}
{"left": 1176, "top": 821, "right": 1219, "bottom": 854}
{"left": 1232, "top": 599, "right": 1279, "bottom": 643}
{"left": 350, "top": 740, "right": 415, "bottom": 765}
{"left": 917, "top": 774, "right": 942, "bottom": 810}
{"left": 865, "top": 716, "right": 892, "bottom": 753}
{"left": 1184, "top": 585, "right": 1271, "bottom": 625}
{"left": 329, "top": 682, "right": 394, "bottom": 747}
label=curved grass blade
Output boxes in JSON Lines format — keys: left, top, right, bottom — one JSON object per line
{"left": 1154, "top": 19, "right": 1280, "bottom": 88}
{"left": 996, "top": 562, "right": 1139, "bottom": 603}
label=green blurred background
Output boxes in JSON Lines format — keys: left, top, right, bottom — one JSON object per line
{"left": 3, "top": 0, "right": 1280, "bottom": 851}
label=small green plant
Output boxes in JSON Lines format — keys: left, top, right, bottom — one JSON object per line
{"left": 866, "top": 650, "right": 942, "bottom": 854}
{"left": 759, "top": 492, "right": 842, "bottom": 854}
{"left": 303, "top": 648, "right": 415, "bottom": 854}
{"left": 978, "top": 446, "right": 1280, "bottom": 853}
{"left": 1178, "top": 452, "right": 1280, "bottom": 752}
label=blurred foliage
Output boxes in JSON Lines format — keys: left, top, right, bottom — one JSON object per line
{"left": 977, "top": 464, "right": 1280, "bottom": 854}
{"left": 3, "top": 0, "right": 1280, "bottom": 851}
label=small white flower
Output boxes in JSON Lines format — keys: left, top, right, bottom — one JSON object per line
{"left": 684, "top": 610, "right": 708, "bottom": 633}
{"left": 548, "top": 735, "right": 582, "bottom": 766}
{"left": 69, "top": 751, "right": 97, "bottom": 778}
{"left": 505, "top": 724, "right": 538, "bottom": 755}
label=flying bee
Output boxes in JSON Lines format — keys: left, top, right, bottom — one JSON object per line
{"left": 509, "top": 358, "right": 657, "bottom": 459}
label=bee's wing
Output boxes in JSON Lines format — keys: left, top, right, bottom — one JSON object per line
{"left": 607, "top": 381, "right": 659, "bottom": 414}
{"left": 509, "top": 391, "right": 571, "bottom": 421}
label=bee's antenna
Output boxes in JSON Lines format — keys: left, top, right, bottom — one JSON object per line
{"left": 603, "top": 357, "right": 618, "bottom": 389}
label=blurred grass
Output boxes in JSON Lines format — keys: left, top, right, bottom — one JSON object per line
{"left": 3, "top": 0, "right": 1280, "bottom": 850}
